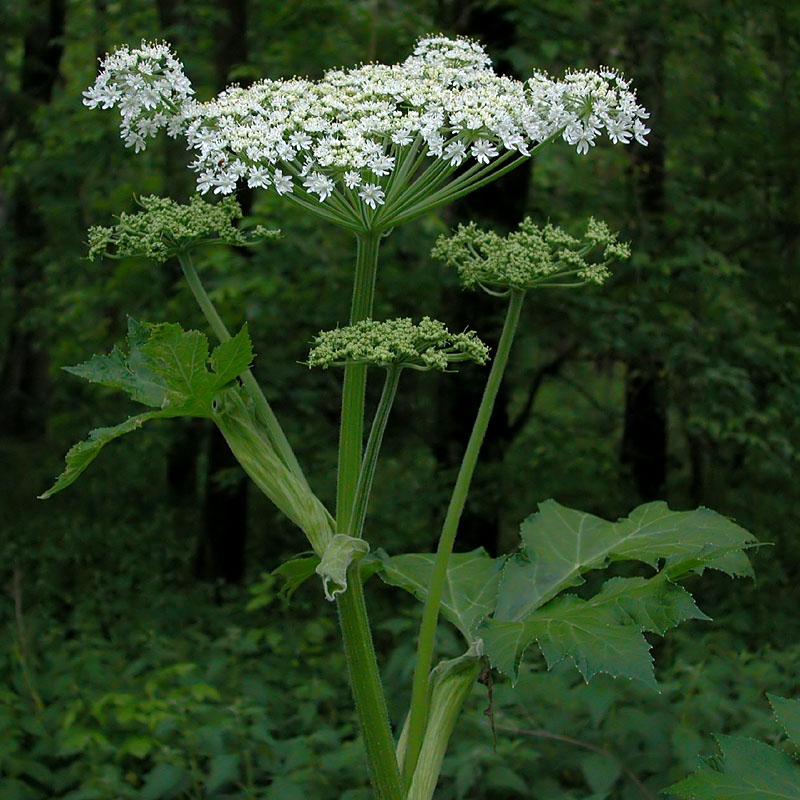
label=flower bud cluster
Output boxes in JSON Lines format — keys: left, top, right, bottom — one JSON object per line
{"left": 432, "top": 216, "right": 631, "bottom": 292}
{"left": 87, "top": 195, "right": 278, "bottom": 262}
{"left": 84, "top": 37, "right": 649, "bottom": 223}
{"left": 307, "top": 317, "right": 489, "bottom": 371}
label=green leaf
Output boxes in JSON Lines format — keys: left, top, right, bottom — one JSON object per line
{"left": 496, "top": 500, "right": 755, "bottom": 621}
{"left": 38, "top": 413, "right": 163, "bottom": 499}
{"left": 581, "top": 752, "right": 621, "bottom": 795}
{"left": 209, "top": 323, "right": 254, "bottom": 386}
{"left": 668, "top": 735, "right": 800, "bottom": 799}
{"left": 141, "top": 762, "right": 192, "bottom": 799}
{"left": 585, "top": 576, "right": 710, "bottom": 635}
{"left": 483, "top": 575, "right": 707, "bottom": 686}
{"left": 316, "top": 534, "right": 370, "bottom": 600}
{"left": 40, "top": 320, "right": 254, "bottom": 498}
{"left": 64, "top": 319, "right": 167, "bottom": 407}
{"left": 273, "top": 555, "right": 321, "bottom": 603}
{"left": 483, "top": 594, "right": 656, "bottom": 687}
{"left": 378, "top": 549, "right": 501, "bottom": 641}
{"left": 770, "top": 695, "right": 800, "bottom": 748}
{"left": 119, "top": 735, "right": 154, "bottom": 758}
{"left": 141, "top": 322, "right": 215, "bottom": 400}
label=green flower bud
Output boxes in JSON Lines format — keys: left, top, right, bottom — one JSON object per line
{"left": 87, "top": 194, "right": 279, "bottom": 262}
{"left": 307, "top": 317, "right": 490, "bottom": 371}
{"left": 432, "top": 216, "right": 631, "bottom": 293}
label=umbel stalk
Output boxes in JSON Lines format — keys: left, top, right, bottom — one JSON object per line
{"left": 403, "top": 289, "right": 526, "bottom": 785}
{"left": 335, "top": 232, "right": 404, "bottom": 800}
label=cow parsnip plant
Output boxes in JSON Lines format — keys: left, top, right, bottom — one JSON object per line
{"left": 42, "top": 37, "right": 761, "bottom": 800}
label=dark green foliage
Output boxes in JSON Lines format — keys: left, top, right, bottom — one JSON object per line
{"left": 668, "top": 694, "right": 800, "bottom": 799}
{"left": 4, "top": 0, "right": 800, "bottom": 797}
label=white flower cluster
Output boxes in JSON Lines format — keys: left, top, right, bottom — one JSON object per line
{"left": 83, "top": 41, "right": 195, "bottom": 153}
{"left": 84, "top": 36, "right": 649, "bottom": 226}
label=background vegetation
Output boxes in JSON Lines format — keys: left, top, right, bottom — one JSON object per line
{"left": 2, "top": 1, "right": 799, "bottom": 798}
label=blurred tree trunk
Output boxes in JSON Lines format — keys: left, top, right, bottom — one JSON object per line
{"left": 619, "top": 5, "right": 668, "bottom": 501}
{"left": 193, "top": 0, "right": 251, "bottom": 583}
{"left": 0, "top": 0, "right": 67, "bottom": 438}
{"left": 430, "top": 1, "right": 534, "bottom": 556}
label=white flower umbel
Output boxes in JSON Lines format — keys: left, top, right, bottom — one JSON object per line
{"left": 86, "top": 36, "right": 649, "bottom": 233}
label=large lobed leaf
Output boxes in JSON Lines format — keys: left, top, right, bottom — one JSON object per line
{"left": 40, "top": 320, "right": 253, "bottom": 498}
{"left": 380, "top": 500, "right": 755, "bottom": 688}
{"left": 482, "top": 575, "right": 709, "bottom": 686}
{"left": 495, "top": 500, "right": 755, "bottom": 622}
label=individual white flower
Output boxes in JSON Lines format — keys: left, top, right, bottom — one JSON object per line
{"left": 247, "top": 166, "right": 271, "bottom": 188}
{"left": 444, "top": 140, "right": 467, "bottom": 166}
{"left": 196, "top": 171, "right": 215, "bottom": 193}
{"left": 213, "top": 174, "right": 237, "bottom": 194}
{"left": 471, "top": 139, "right": 499, "bottom": 164}
{"left": 606, "top": 119, "right": 632, "bottom": 144}
{"left": 273, "top": 169, "right": 293, "bottom": 195}
{"left": 344, "top": 171, "right": 362, "bottom": 189}
{"left": 303, "top": 172, "right": 335, "bottom": 201}
{"left": 391, "top": 128, "right": 413, "bottom": 146}
{"left": 425, "top": 131, "right": 445, "bottom": 157}
{"left": 289, "top": 131, "right": 312, "bottom": 150}
{"left": 358, "top": 183, "right": 385, "bottom": 209}
{"left": 368, "top": 154, "right": 395, "bottom": 177}
{"left": 633, "top": 119, "right": 650, "bottom": 146}
{"left": 124, "top": 131, "right": 147, "bottom": 152}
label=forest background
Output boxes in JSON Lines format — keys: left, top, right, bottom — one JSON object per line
{"left": 2, "top": 1, "right": 800, "bottom": 798}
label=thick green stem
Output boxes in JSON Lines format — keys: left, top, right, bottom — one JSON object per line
{"left": 338, "top": 566, "right": 404, "bottom": 800}
{"left": 336, "top": 232, "right": 380, "bottom": 531}
{"left": 334, "top": 231, "right": 403, "bottom": 799}
{"left": 177, "top": 252, "right": 310, "bottom": 490}
{"left": 403, "top": 289, "right": 526, "bottom": 786}
{"left": 348, "top": 366, "right": 402, "bottom": 539}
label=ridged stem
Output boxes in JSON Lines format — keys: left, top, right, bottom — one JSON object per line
{"left": 402, "top": 289, "right": 526, "bottom": 786}
{"left": 348, "top": 366, "right": 402, "bottom": 540}
{"left": 334, "top": 231, "right": 403, "bottom": 800}
{"left": 336, "top": 232, "right": 380, "bottom": 531}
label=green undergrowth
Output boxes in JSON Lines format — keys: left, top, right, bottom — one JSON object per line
{"left": 2, "top": 466, "right": 795, "bottom": 799}
{"left": 1, "top": 577, "right": 364, "bottom": 799}
{"left": 3, "top": 549, "right": 799, "bottom": 800}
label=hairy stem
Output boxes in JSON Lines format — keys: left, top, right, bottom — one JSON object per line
{"left": 335, "top": 231, "right": 403, "bottom": 799}
{"left": 403, "top": 289, "right": 526, "bottom": 786}
{"left": 177, "top": 252, "right": 310, "bottom": 490}
{"left": 338, "top": 566, "right": 404, "bottom": 800}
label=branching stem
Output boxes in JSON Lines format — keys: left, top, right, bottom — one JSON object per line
{"left": 177, "top": 252, "right": 310, "bottom": 490}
